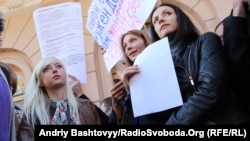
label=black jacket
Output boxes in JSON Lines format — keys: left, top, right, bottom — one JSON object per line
{"left": 167, "top": 32, "right": 229, "bottom": 124}
{"left": 223, "top": 9, "right": 250, "bottom": 112}
{"left": 109, "top": 32, "right": 228, "bottom": 125}
{"left": 110, "top": 32, "right": 250, "bottom": 125}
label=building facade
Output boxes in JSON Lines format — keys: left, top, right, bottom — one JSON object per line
{"left": 0, "top": 0, "right": 233, "bottom": 106}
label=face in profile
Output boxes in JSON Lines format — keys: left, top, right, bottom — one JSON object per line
{"left": 152, "top": 6, "right": 178, "bottom": 39}
{"left": 122, "top": 34, "right": 147, "bottom": 62}
{"left": 39, "top": 60, "right": 67, "bottom": 89}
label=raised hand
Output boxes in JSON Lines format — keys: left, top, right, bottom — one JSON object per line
{"left": 68, "top": 74, "right": 84, "bottom": 97}
{"left": 233, "top": 0, "right": 250, "bottom": 17}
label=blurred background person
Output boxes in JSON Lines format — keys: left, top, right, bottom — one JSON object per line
{"left": 0, "top": 13, "right": 16, "bottom": 141}
{"left": 0, "top": 61, "right": 22, "bottom": 131}
{"left": 215, "top": 0, "right": 250, "bottom": 113}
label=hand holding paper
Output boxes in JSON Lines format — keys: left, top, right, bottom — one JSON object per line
{"left": 130, "top": 37, "right": 183, "bottom": 117}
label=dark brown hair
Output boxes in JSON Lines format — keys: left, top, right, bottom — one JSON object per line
{"left": 149, "top": 3, "right": 199, "bottom": 44}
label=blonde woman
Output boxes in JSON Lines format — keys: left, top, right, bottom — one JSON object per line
{"left": 17, "top": 57, "right": 101, "bottom": 141}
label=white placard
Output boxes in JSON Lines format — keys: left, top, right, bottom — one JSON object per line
{"left": 130, "top": 37, "right": 183, "bottom": 117}
{"left": 33, "top": 2, "right": 87, "bottom": 83}
{"left": 86, "top": 0, "right": 157, "bottom": 72}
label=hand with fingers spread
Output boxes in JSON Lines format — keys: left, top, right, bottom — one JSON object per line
{"left": 68, "top": 74, "right": 84, "bottom": 97}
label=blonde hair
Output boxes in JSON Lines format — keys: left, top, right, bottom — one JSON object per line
{"left": 22, "top": 57, "right": 80, "bottom": 127}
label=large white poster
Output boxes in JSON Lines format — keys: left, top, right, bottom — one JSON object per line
{"left": 33, "top": 2, "right": 87, "bottom": 83}
{"left": 130, "top": 38, "right": 183, "bottom": 117}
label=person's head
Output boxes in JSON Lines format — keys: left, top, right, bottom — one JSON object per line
{"left": 100, "top": 96, "right": 112, "bottom": 116}
{"left": 37, "top": 57, "right": 67, "bottom": 92}
{"left": 150, "top": 3, "right": 199, "bottom": 43}
{"left": 25, "top": 56, "right": 71, "bottom": 102}
{"left": 23, "top": 57, "right": 80, "bottom": 126}
{"left": 0, "top": 62, "right": 17, "bottom": 94}
{"left": 120, "top": 29, "right": 152, "bottom": 65}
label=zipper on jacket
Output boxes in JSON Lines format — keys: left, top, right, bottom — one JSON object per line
{"left": 189, "top": 76, "right": 196, "bottom": 91}
{"left": 175, "top": 65, "right": 196, "bottom": 91}
{"left": 187, "top": 44, "right": 197, "bottom": 91}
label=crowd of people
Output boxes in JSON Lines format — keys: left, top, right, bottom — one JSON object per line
{"left": 109, "top": 0, "right": 250, "bottom": 125}
{"left": 0, "top": 0, "right": 249, "bottom": 140}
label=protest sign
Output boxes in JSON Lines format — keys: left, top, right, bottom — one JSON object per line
{"left": 86, "top": 0, "right": 157, "bottom": 72}
{"left": 33, "top": 2, "right": 87, "bottom": 83}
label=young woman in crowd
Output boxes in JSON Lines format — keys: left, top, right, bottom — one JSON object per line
{"left": 111, "top": 3, "right": 250, "bottom": 125}
{"left": 17, "top": 57, "right": 102, "bottom": 141}
{"left": 149, "top": 2, "right": 250, "bottom": 124}
{"left": 109, "top": 29, "right": 176, "bottom": 124}
{"left": 111, "top": 2, "right": 228, "bottom": 124}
